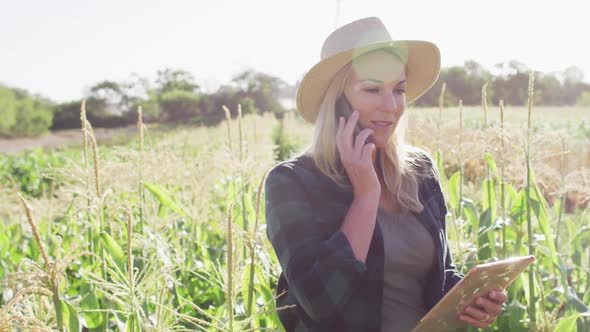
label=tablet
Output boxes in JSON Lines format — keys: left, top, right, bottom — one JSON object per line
{"left": 412, "top": 255, "right": 536, "bottom": 332}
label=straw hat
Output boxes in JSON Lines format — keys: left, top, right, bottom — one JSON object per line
{"left": 296, "top": 16, "right": 440, "bottom": 124}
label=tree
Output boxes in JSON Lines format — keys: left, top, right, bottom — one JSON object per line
{"left": 508, "top": 60, "right": 528, "bottom": 75}
{"left": 130, "top": 91, "right": 161, "bottom": 123}
{"left": 52, "top": 97, "right": 125, "bottom": 129}
{"left": 536, "top": 73, "right": 562, "bottom": 105}
{"left": 197, "top": 87, "right": 240, "bottom": 125}
{"left": 562, "top": 66, "right": 584, "bottom": 85}
{"left": 159, "top": 90, "right": 201, "bottom": 123}
{"left": 442, "top": 65, "right": 482, "bottom": 105}
{"left": 560, "top": 68, "right": 588, "bottom": 106}
{"left": 465, "top": 60, "right": 485, "bottom": 77}
{"left": 238, "top": 96, "right": 259, "bottom": 114}
{"left": 0, "top": 85, "right": 54, "bottom": 137}
{"left": 156, "top": 69, "right": 199, "bottom": 94}
{"left": 231, "top": 69, "right": 286, "bottom": 114}
{"left": 491, "top": 71, "right": 530, "bottom": 106}
{"left": 413, "top": 71, "right": 459, "bottom": 107}
{"left": 123, "top": 74, "right": 160, "bottom": 122}
{"left": 88, "top": 80, "right": 128, "bottom": 115}
{"left": 0, "top": 85, "right": 17, "bottom": 134}
{"left": 11, "top": 98, "right": 53, "bottom": 136}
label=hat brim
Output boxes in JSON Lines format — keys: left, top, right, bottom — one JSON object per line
{"left": 296, "top": 40, "right": 440, "bottom": 124}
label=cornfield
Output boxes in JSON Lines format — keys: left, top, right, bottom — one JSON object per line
{"left": 1, "top": 77, "right": 589, "bottom": 331}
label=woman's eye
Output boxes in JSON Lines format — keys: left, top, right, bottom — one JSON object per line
{"left": 364, "top": 87, "right": 406, "bottom": 94}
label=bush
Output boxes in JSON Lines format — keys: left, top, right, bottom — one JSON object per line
{"left": 132, "top": 93, "right": 161, "bottom": 123}
{"left": 0, "top": 85, "right": 54, "bottom": 137}
{"left": 52, "top": 100, "right": 83, "bottom": 129}
{"left": 0, "top": 86, "right": 17, "bottom": 133}
{"left": 10, "top": 99, "right": 53, "bottom": 137}
{"left": 159, "top": 89, "right": 201, "bottom": 123}
{"left": 238, "top": 96, "right": 259, "bottom": 114}
{"left": 52, "top": 98, "right": 129, "bottom": 130}
{"left": 577, "top": 91, "right": 590, "bottom": 107}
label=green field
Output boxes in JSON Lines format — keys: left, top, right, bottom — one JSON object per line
{"left": 0, "top": 105, "right": 589, "bottom": 331}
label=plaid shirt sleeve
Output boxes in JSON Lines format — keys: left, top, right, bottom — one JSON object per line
{"left": 264, "top": 163, "right": 367, "bottom": 322}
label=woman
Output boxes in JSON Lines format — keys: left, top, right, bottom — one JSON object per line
{"left": 264, "top": 17, "right": 507, "bottom": 331}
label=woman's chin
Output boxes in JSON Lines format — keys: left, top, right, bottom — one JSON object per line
{"left": 371, "top": 134, "right": 392, "bottom": 149}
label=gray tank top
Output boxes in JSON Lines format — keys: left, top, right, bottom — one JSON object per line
{"left": 377, "top": 207, "right": 436, "bottom": 332}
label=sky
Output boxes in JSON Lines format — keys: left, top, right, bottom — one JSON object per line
{"left": 1, "top": 0, "right": 589, "bottom": 102}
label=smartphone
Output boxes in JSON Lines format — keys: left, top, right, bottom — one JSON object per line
{"left": 335, "top": 95, "right": 373, "bottom": 144}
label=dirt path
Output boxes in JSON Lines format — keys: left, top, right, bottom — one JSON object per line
{"left": 0, "top": 126, "right": 138, "bottom": 154}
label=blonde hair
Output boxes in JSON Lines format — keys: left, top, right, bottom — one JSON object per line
{"left": 298, "top": 60, "right": 429, "bottom": 214}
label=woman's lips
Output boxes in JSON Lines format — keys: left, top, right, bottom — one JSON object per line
{"left": 371, "top": 121, "right": 393, "bottom": 128}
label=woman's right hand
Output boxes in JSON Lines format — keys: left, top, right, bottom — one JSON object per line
{"left": 336, "top": 110, "right": 381, "bottom": 198}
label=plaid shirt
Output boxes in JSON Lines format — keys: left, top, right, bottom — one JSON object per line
{"left": 264, "top": 149, "right": 464, "bottom": 332}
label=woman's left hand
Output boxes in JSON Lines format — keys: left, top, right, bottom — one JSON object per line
{"left": 458, "top": 289, "right": 507, "bottom": 329}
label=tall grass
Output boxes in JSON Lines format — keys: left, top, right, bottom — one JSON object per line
{"left": 525, "top": 71, "right": 536, "bottom": 323}
{"left": 499, "top": 99, "right": 507, "bottom": 258}
{"left": 482, "top": 83, "right": 488, "bottom": 127}
{"left": 137, "top": 106, "right": 145, "bottom": 234}
{"left": 17, "top": 194, "right": 60, "bottom": 329}
{"left": 226, "top": 202, "right": 235, "bottom": 332}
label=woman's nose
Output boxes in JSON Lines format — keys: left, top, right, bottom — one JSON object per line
{"left": 382, "top": 93, "right": 397, "bottom": 112}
